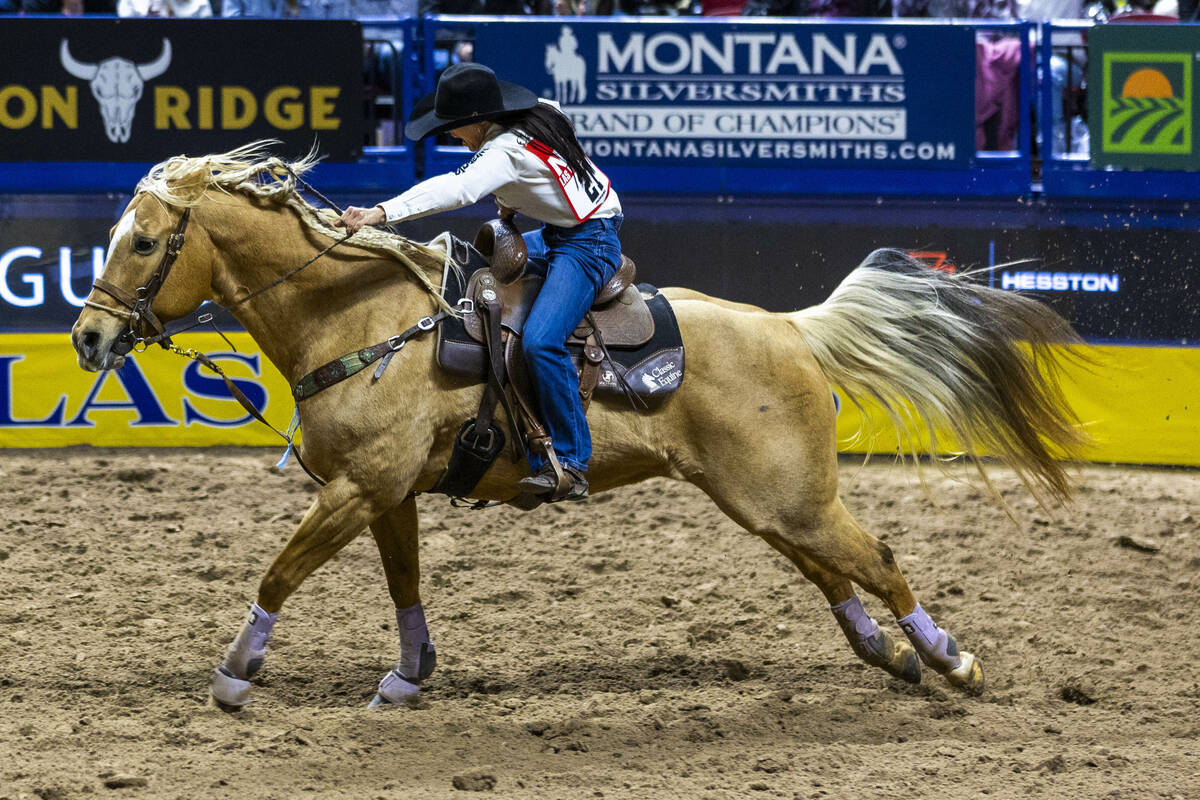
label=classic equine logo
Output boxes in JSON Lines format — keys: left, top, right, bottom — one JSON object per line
{"left": 59, "top": 37, "right": 172, "bottom": 144}
{"left": 1101, "top": 51, "right": 1190, "bottom": 155}
{"left": 545, "top": 26, "right": 587, "bottom": 105}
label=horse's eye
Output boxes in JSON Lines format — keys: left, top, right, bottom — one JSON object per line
{"left": 134, "top": 237, "right": 157, "bottom": 255}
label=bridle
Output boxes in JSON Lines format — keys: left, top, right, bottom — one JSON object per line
{"left": 78, "top": 175, "right": 451, "bottom": 488}
{"left": 86, "top": 207, "right": 192, "bottom": 356}
{"left": 81, "top": 194, "right": 349, "bottom": 486}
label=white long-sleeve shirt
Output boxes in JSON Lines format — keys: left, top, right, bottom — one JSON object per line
{"left": 379, "top": 122, "right": 621, "bottom": 229}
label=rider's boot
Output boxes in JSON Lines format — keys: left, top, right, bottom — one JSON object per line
{"left": 519, "top": 461, "right": 588, "bottom": 501}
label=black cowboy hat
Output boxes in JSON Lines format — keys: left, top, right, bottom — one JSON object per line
{"left": 405, "top": 62, "right": 539, "bottom": 141}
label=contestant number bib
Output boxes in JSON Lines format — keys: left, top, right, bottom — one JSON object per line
{"left": 524, "top": 138, "right": 610, "bottom": 222}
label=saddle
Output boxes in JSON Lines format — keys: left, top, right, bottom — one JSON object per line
{"left": 431, "top": 221, "right": 685, "bottom": 507}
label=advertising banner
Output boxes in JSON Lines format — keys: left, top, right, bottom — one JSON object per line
{"left": 474, "top": 20, "right": 974, "bottom": 170}
{"left": 0, "top": 333, "right": 293, "bottom": 447}
{"left": 835, "top": 344, "right": 1200, "bottom": 468}
{"left": 0, "top": 196, "right": 120, "bottom": 333}
{"left": 1088, "top": 25, "right": 1200, "bottom": 172}
{"left": 0, "top": 19, "right": 364, "bottom": 162}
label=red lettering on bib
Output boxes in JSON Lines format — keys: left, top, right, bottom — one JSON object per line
{"left": 523, "top": 138, "right": 611, "bottom": 223}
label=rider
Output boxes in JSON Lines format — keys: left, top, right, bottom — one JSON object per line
{"left": 338, "top": 62, "right": 623, "bottom": 501}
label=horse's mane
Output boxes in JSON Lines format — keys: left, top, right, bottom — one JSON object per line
{"left": 135, "top": 141, "right": 452, "bottom": 307}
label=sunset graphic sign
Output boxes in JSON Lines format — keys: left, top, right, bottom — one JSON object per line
{"left": 1089, "top": 27, "right": 1200, "bottom": 170}
{"left": 1102, "top": 53, "right": 1189, "bottom": 155}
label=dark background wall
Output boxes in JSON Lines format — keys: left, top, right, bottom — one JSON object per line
{"left": 2, "top": 193, "right": 1197, "bottom": 345}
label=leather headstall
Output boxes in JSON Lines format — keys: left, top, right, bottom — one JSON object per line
{"left": 91, "top": 207, "right": 192, "bottom": 356}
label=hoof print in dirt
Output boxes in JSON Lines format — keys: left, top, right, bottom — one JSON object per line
{"left": 452, "top": 770, "right": 497, "bottom": 792}
{"left": 1059, "top": 682, "right": 1097, "bottom": 705}
{"left": 102, "top": 774, "right": 148, "bottom": 789}
{"left": 721, "top": 659, "right": 750, "bottom": 681}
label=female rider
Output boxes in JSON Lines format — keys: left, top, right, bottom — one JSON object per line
{"left": 338, "top": 62, "right": 623, "bottom": 501}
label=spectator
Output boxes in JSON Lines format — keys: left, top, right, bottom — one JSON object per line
{"left": 15, "top": 0, "right": 86, "bottom": 12}
{"left": 120, "top": 0, "right": 212, "bottom": 14}
{"left": 746, "top": 0, "right": 888, "bottom": 17}
{"left": 419, "top": 0, "right": 530, "bottom": 12}
{"left": 222, "top": 0, "right": 296, "bottom": 15}
{"left": 741, "top": 0, "right": 807, "bottom": 14}
{"left": 702, "top": 0, "right": 745, "bottom": 13}
{"left": 975, "top": 35, "right": 1022, "bottom": 150}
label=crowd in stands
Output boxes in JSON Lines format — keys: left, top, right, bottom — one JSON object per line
{"left": 0, "top": 0, "right": 1188, "bottom": 19}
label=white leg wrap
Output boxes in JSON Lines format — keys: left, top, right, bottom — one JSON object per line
{"left": 223, "top": 602, "right": 277, "bottom": 680}
{"left": 396, "top": 603, "right": 436, "bottom": 682}
{"left": 211, "top": 667, "right": 253, "bottom": 708}
{"left": 898, "top": 603, "right": 961, "bottom": 673}
{"left": 371, "top": 669, "right": 422, "bottom": 707}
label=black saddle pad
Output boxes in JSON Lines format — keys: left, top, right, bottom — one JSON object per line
{"left": 434, "top": 236, "right": 685, "bottom": 400}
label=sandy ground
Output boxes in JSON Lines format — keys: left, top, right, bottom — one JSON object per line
{"left": 0, "top": 448, "right": 1197, "bottom": 800}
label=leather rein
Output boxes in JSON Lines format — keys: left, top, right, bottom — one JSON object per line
{"left": 82, "top": 184, "right": 372, "bottom": 487}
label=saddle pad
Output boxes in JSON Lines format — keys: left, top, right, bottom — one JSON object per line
{"left": 590, "top": 284, "right": 685, "bottom": 399}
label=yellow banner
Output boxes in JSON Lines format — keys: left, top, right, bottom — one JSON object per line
{"left": 835, "top": 344, "right": 1200, "bottom": 467}
{"left": 3, "top": 334, "right": 1199, "bottom": 466}
{"left": 0, "top": 332, "right": 294, "bottom": 447}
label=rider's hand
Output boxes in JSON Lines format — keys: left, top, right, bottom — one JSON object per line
{"left": 337, "top": 205, "right": 386, "bottom": 234}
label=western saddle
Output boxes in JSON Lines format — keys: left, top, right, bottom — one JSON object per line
{"left": 432, "top": 215, "right": 653, "bottom": 508}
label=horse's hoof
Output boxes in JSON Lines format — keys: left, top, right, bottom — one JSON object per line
{"left": 887, "top": 640, "right": 923, "bottom": 685}
{"left": 943, "top": 651, "right": 985, "bottom": 696}
{"left": 370, "top": 669, "right": 420, "bottom": 709}
{"left": 858, "top": 631, "right": 922, "bottom": 684}
{"left": 211, "top": 666, "right": 252, "bottom": 710}
{"left": 368, "top": 692, "right": 405, "bottom": 709}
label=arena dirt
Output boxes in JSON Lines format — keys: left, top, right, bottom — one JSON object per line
{"left": 1, "top": 448, "right": 1197, "bottom": 800}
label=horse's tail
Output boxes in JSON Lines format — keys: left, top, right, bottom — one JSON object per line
{"left": 788, "top": 248, "right": 1090, "bottom": 507}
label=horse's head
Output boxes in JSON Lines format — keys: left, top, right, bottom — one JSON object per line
{"left": 72, "top": 141, "right": 450, "bottom": 373}
{"left": 71, "top": 192, "right": 214, "bottom": 372}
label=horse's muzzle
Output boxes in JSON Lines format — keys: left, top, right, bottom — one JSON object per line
{"left": 71, "top": 319, "right": 128, "bottom": 372}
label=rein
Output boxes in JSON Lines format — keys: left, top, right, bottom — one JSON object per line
{"left": 85, "top": 174, "right": 362, "bottom": 487}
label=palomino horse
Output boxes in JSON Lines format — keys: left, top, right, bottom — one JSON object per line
{"left": 71, "top": 145, "right": 1085, "bottom": 709}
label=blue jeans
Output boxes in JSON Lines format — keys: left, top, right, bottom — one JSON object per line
{"left": 520, "top": 214, "right": 623, "bottom": 473}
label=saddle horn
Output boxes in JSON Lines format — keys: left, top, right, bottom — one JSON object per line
{"left": 473, "top": 214, "right": 527, "bottom": 285}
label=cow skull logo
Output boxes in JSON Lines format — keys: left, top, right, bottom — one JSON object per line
{"left": 60, "top": 38, "right": 172, "bottom": 144}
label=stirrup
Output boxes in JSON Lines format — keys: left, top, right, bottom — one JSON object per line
{"left": 519, "top": 447, "right": 588, "bottom": 502}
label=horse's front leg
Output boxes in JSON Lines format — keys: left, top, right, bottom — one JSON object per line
{"left": 210, "top": 476, "right": 382, "bottom": 710}
{"left": 367, "top": 497, "right": 437, "bottom": 708}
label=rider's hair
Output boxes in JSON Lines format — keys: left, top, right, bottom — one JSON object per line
{"left": 495, "top": 102, "right": 597, "bottom": 187}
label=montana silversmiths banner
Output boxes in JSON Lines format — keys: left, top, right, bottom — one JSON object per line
{"left": 0, "top": 19, "right": 363, "bottom": 162}
{"left": 474, "top": 20, "right": 974, "bottom": 169}
{"left": 1089, "top": 25, "right": 1200, "bottom": 172}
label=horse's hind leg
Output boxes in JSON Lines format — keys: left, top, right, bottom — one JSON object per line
{"left": 701, "top": 475, "right": 984, "bottom": 695}
{"left": 769, "top": 540, "right": 921, "bottom": 685}
{"left": 210, "top": 476, "right": 381, "bottom": 710}
{"left": 814, "top": 500, "right": 984, "bottom": 694}
{"left": 367, "top": 497, "right": 437, "bottom": 708}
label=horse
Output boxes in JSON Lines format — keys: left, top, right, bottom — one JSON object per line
{"left": 71, "top": 144, "right": 1087, "bottom": 710}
